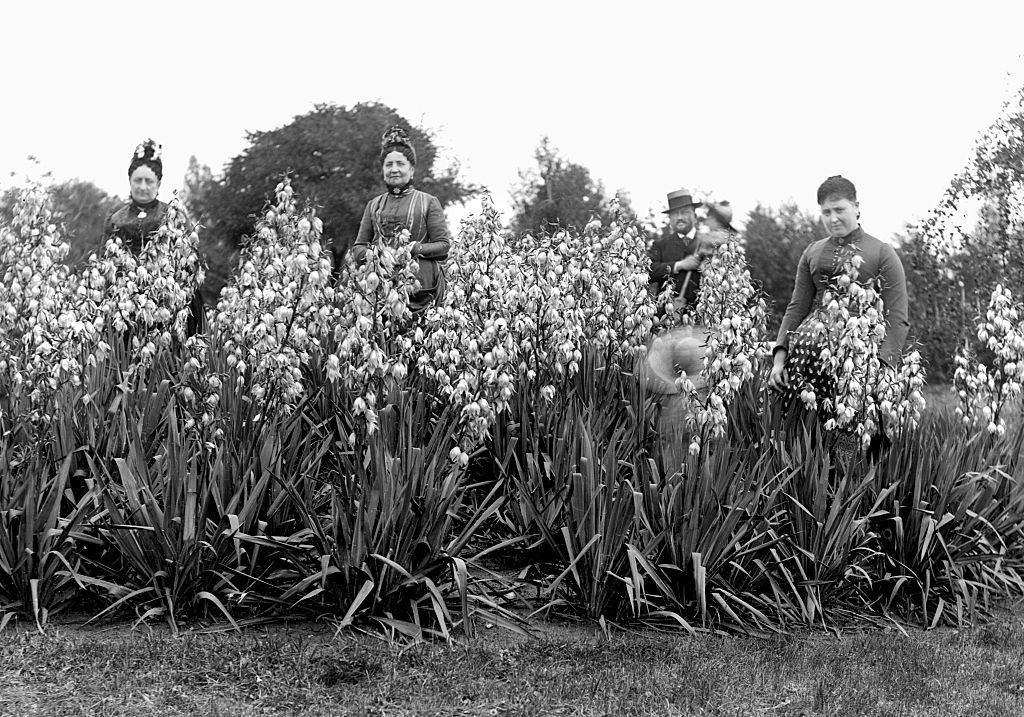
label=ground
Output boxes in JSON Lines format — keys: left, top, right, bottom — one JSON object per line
{"left": 3, "top": 605, "right": 1024, "bottom": 717}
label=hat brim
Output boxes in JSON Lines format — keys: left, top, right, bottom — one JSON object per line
{"left": 661, "top": 202, "right": 701, "bottom": 214}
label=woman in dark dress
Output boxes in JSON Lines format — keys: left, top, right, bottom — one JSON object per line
{"left": 104, "top": 139, "right": 205, "bottom": 335}
{"left": 768, "top": 175, "right": 910, "bottom": 453}
{"left": 104, "top": 139, "right": 168, "bottom": 253}
{"left": 351, "top": 126, "right": 450, "bottom": 313}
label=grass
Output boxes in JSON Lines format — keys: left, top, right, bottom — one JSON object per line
{"left": 4, "top": 606, "right": 1024, "bottom": 716}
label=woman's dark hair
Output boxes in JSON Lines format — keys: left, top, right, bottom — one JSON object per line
{"left": 816, "top": 175, "right": 856, "bottom": 204}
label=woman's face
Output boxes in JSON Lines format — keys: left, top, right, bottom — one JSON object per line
{"left": 819, "top": 195, "right": 859, "bottom": 238}
{"left": 129, "top": 165, "right": 161, "bottom": 204}
{"left": 382, "top": 151, "right": 414, "bottom": 188}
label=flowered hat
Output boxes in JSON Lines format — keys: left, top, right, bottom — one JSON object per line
{"left": 128, "top": 138, "right": 163, "bottom": 180}
{"left": 705, "top": 200, "right": 736, "bottom": 232}
{"left": 380, "top": 125, "right": 416, "bottom": 166}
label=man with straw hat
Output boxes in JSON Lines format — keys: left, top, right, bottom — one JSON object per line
{"left": 648, "top": 187, "right": 704, "bottom": 309}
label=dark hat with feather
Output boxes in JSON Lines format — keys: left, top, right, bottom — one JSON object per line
{"left": 128, "top": 138, "right": 163, "bottom": 180}
{"left": 380, "top": 125, "right": 416, "bottom": 166}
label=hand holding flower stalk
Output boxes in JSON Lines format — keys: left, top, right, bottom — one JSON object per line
{"left": 814, "top": 249, "right": 926, "bottom": 448}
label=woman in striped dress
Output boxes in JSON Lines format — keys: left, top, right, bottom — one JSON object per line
{"left": 351, "top": 126, "right": 450, "bottom": 313}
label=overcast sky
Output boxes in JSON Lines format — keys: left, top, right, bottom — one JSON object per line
{"left": 2, "top": 1, "right": 1022, "bottom": 241}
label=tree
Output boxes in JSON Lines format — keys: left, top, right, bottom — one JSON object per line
{"left": 180, "top": 155, "right": 214, "bottom": 225}
{"left": 203, "top": 102, "right": 476, "bottom": 263}
{"left": 742, "top": 202, "right": 825, "bottom": 334}
{"left": 178, "top": 155, "right": 236, "bottom": 304}
{"left": 510, "top": 137, "right": 620, "bottom": 237}
{"left": 911, "top": 77, "right": 1024, "bottom": 379}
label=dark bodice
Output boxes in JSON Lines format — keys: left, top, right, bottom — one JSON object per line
{"left": 104, "top": 200, "right": 168, "bottom": 253}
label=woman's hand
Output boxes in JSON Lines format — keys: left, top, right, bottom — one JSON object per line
{"left": 768, "top": 349, "right": 789, "bottom": 390}
{"left": 409, "top": 241, "right": 421, "bottom": 257}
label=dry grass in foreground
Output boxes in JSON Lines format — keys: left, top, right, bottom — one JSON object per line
{"left": 3, "top": 605, "right": 1024, "bottom": 717}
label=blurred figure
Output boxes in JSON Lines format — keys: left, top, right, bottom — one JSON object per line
{"left": 701, "top": 199, "right": 736, "bottom": 248}
{"left": 638, "top": 322, "right": 711, "bottom": 473}
{"left": 637, "top": 323, "right": 709, "bottom": 395}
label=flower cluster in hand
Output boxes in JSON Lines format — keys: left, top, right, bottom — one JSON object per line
{"left": 815, "top": 249, "right": 926, "bottom": 447}
{"left": 683, "top": 235, "right": 768, "bottom": 451}
{"left": 954, "top": 284, "right": 1024, "bottom": 436}
{"left": 215, "top": 179, "right": 335, "bottom": 413}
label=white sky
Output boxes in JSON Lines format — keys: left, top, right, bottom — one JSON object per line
{"left": 2, "top": 1, "right": 1022, "bottom": 241}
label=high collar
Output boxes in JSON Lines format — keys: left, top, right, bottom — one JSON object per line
{"left": 386, "top": 181, "right": 414, "bottom": 197}
{"left": 130, "top": 197, "right": 160, "bottom": 212}
{"left": 832, "top": 225, "right": 863, "bottom": 246}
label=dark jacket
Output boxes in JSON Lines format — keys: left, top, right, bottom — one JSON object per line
{"left": 353, "top": 185, "right": 450, "bottom": 311}
{"left": 648, "top": 231, "right": 701, "bottom": 307}
{"left": 103, "top": 198, "right": 206, "bottom": 335}
{"left": 104, "top": 200, "right": 169, "bottom": 253}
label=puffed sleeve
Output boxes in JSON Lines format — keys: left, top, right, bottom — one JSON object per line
{"left": 877, "top": 243, "right": 910, "bottom": 365}
{"left": 415, "top": 196, "right": 450, "bottom": 260}
{"left": 351, "top": 201, "right": 374, "bottom": 264}
{"left": 775, "top": 244, "right": 817, "bottom": 351}
{"left": 648, "top": 240, "right": 671, "bottom": 283}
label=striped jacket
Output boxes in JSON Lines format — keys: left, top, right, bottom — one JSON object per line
{"left": 353, "top": 185, "right": 450, "bottom": 309}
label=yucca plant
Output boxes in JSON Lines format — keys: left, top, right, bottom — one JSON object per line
{"left": 868, "top": 411, "right": 1024, "bottom": 626}
{"left": 0, "top": 428, "right": 97, "bottom": 629}
{"left": 277, "top": 379, "right": 524, "bottom": 640}
{"left": 766, "top": 431, "right": 881, "bottom": 629}
{"left": 628, "top": 439, "right": 786, "bottom": 633}
{"left": 77, "top": 388, "right": 294, "bottom": 632}
{"left": 513, "top": 405, "right": 643, "bottom": 620}
{"left": 495, "top": 346, "right": 656, "bottom": 543}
